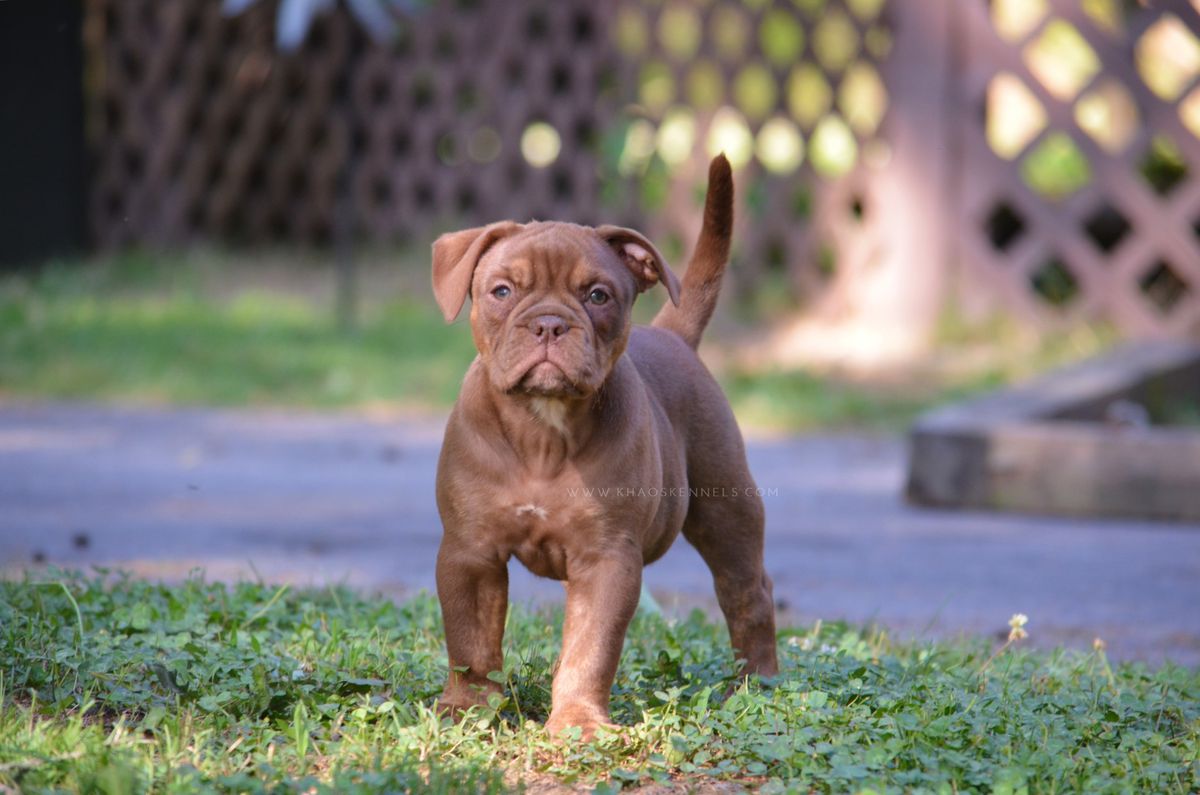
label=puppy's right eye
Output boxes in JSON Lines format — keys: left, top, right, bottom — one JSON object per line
{"left": 491, "top": 285, "right": 512, "bottom": 299}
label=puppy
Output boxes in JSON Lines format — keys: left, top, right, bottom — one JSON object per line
{"left": 431, "top": 155, "right": 778, "bottom": 738}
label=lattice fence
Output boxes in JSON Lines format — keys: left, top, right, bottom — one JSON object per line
{"left": 603, "top": 0, "right": 898, "bottom": 306}
{"left": 84, "top": 0, "right": 895, "bottom": 302}
{"left": 83, "top": 0, "right": 1200, "bottom": 336}
{"left": 86, "top": 1, "right": 342, "bottom": 247}
{"left": 84, "top": 0, "right": 616, "bottom": 248}
{"left": 955, "top": 0, "right": 1200, "bottom": 335}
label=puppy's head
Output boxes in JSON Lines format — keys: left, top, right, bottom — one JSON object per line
{"left": 432, "top": 221, "right": 680, "bottom": 399}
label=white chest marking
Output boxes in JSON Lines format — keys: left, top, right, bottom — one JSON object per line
{"left": 515, "top": 503, "right": 550, "bottom": 520}
{"left": 529, "top": 397, "right": 568, "bottom": 435}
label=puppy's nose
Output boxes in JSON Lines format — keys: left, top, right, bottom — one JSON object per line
{"left": 529, "top": 314, "right": 569, "bottom": 339}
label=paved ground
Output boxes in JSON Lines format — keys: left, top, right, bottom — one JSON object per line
{"left": 1, "top": 402, "right": 1197, "bottom": 665}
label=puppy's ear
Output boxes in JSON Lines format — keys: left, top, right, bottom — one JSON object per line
{"left": 595, "top": 225, "right": 681, "bottom": 307}
{"left": 431, "top": 222, "right": 521, "bottom": 321}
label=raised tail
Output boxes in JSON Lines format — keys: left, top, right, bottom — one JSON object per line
{"left": 651, "top": 154, "right": 734, "bottom": 349}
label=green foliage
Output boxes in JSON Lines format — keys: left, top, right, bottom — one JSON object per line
{"left": 1021, "top": 133, "right": 1092, "bottom": 200}
{"left": 2, "top": 573, "right": 1198, "bottom": 793}
{"left": 1158, "top": 397, "right": 1200, "bottom": 427}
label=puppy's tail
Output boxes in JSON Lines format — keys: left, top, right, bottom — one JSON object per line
{"left": 652, "top": 154, "right": 734, "bottom": 350}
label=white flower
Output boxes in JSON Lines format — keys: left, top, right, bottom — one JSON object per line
{"left": 1008, "top": 613, "right": 1029, "bottom": 642}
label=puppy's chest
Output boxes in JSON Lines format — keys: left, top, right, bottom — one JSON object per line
{"left": 485, "top": 481, "right": 606, "bottom": 580}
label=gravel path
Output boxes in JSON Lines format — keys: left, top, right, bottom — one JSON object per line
{"left": 1, "top": 402, "right": 1197, "bottom": 665}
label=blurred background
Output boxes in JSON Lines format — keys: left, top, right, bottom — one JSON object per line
{"left": 1, "top": 0, "right": 1198, "bottom": 429}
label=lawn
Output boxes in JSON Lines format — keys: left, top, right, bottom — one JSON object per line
{"left": 0, "top": 252, "right": 478, "bottom": 411}
{"left": 1, "top": 574, "right": 1197, "bottom": 793}
{"left": 0, "top": 251, "right": 1117, "bottom": 432}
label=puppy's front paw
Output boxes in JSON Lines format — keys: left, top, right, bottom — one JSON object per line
{"left": 436, "top": 686, "right": 495, "bottom": 719}
{"left": 544, "top": 703, "right": 616, "bottom": 742}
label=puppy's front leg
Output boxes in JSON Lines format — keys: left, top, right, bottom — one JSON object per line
{"left": 545, "top": 544, "right": 642, "bottom": 740}
{"left": 436, "top": 542, "right": 509, "bottom": 715}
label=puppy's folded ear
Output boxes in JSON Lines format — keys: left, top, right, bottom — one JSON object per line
{"left": 595, "top": 225, "right": 681, "bottom": 307}
{"left": 432, "top": 222, "right": 522, "bottom": 321}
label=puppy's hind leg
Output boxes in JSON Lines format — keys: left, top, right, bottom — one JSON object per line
{"left": 682, "top": 490, "right": 779, "bottom": 677}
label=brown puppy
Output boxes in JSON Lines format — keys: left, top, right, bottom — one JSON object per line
{"left": 431, "top": 155, "right": 778, "bottom": 739}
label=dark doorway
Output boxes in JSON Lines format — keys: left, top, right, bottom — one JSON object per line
{"left": 0, "top": 0, "right": 87, "bottom": 268}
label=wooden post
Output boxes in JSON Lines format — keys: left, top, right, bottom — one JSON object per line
{"left": 855, "top": 0, "right": 955, "bottom": 357}
{"left": 771, "top": 0, "right": 956, "bottom": 368}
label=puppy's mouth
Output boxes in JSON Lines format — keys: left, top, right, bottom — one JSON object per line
{"left": 507, "top": 351, "right": 587, "bottom": 397}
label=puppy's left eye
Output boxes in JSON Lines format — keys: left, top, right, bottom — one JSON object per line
{"left": 587, "top": 287, "right": 610, "bottom": 305}
{"left": 491, "top": 285, "right": 512, "bottom": 299}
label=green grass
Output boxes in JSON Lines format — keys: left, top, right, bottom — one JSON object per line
{"left": 0, "top": 255, "right": 477, "bottom": 410}
{"left": 721, "top": 369, "right": 991, "bottom": 433}
{"left": 2, "top": 573, "right": 1197, "bottom": 793}
{"left": 721, "top": 314, "right": 1117, "bottom": 432}
{"left": 0, "top": 253, "right": 1116, "bottom": 431}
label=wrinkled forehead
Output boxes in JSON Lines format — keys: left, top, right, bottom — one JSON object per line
{"left": 476, "top": 223, "right": 621, "bottom": 286}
